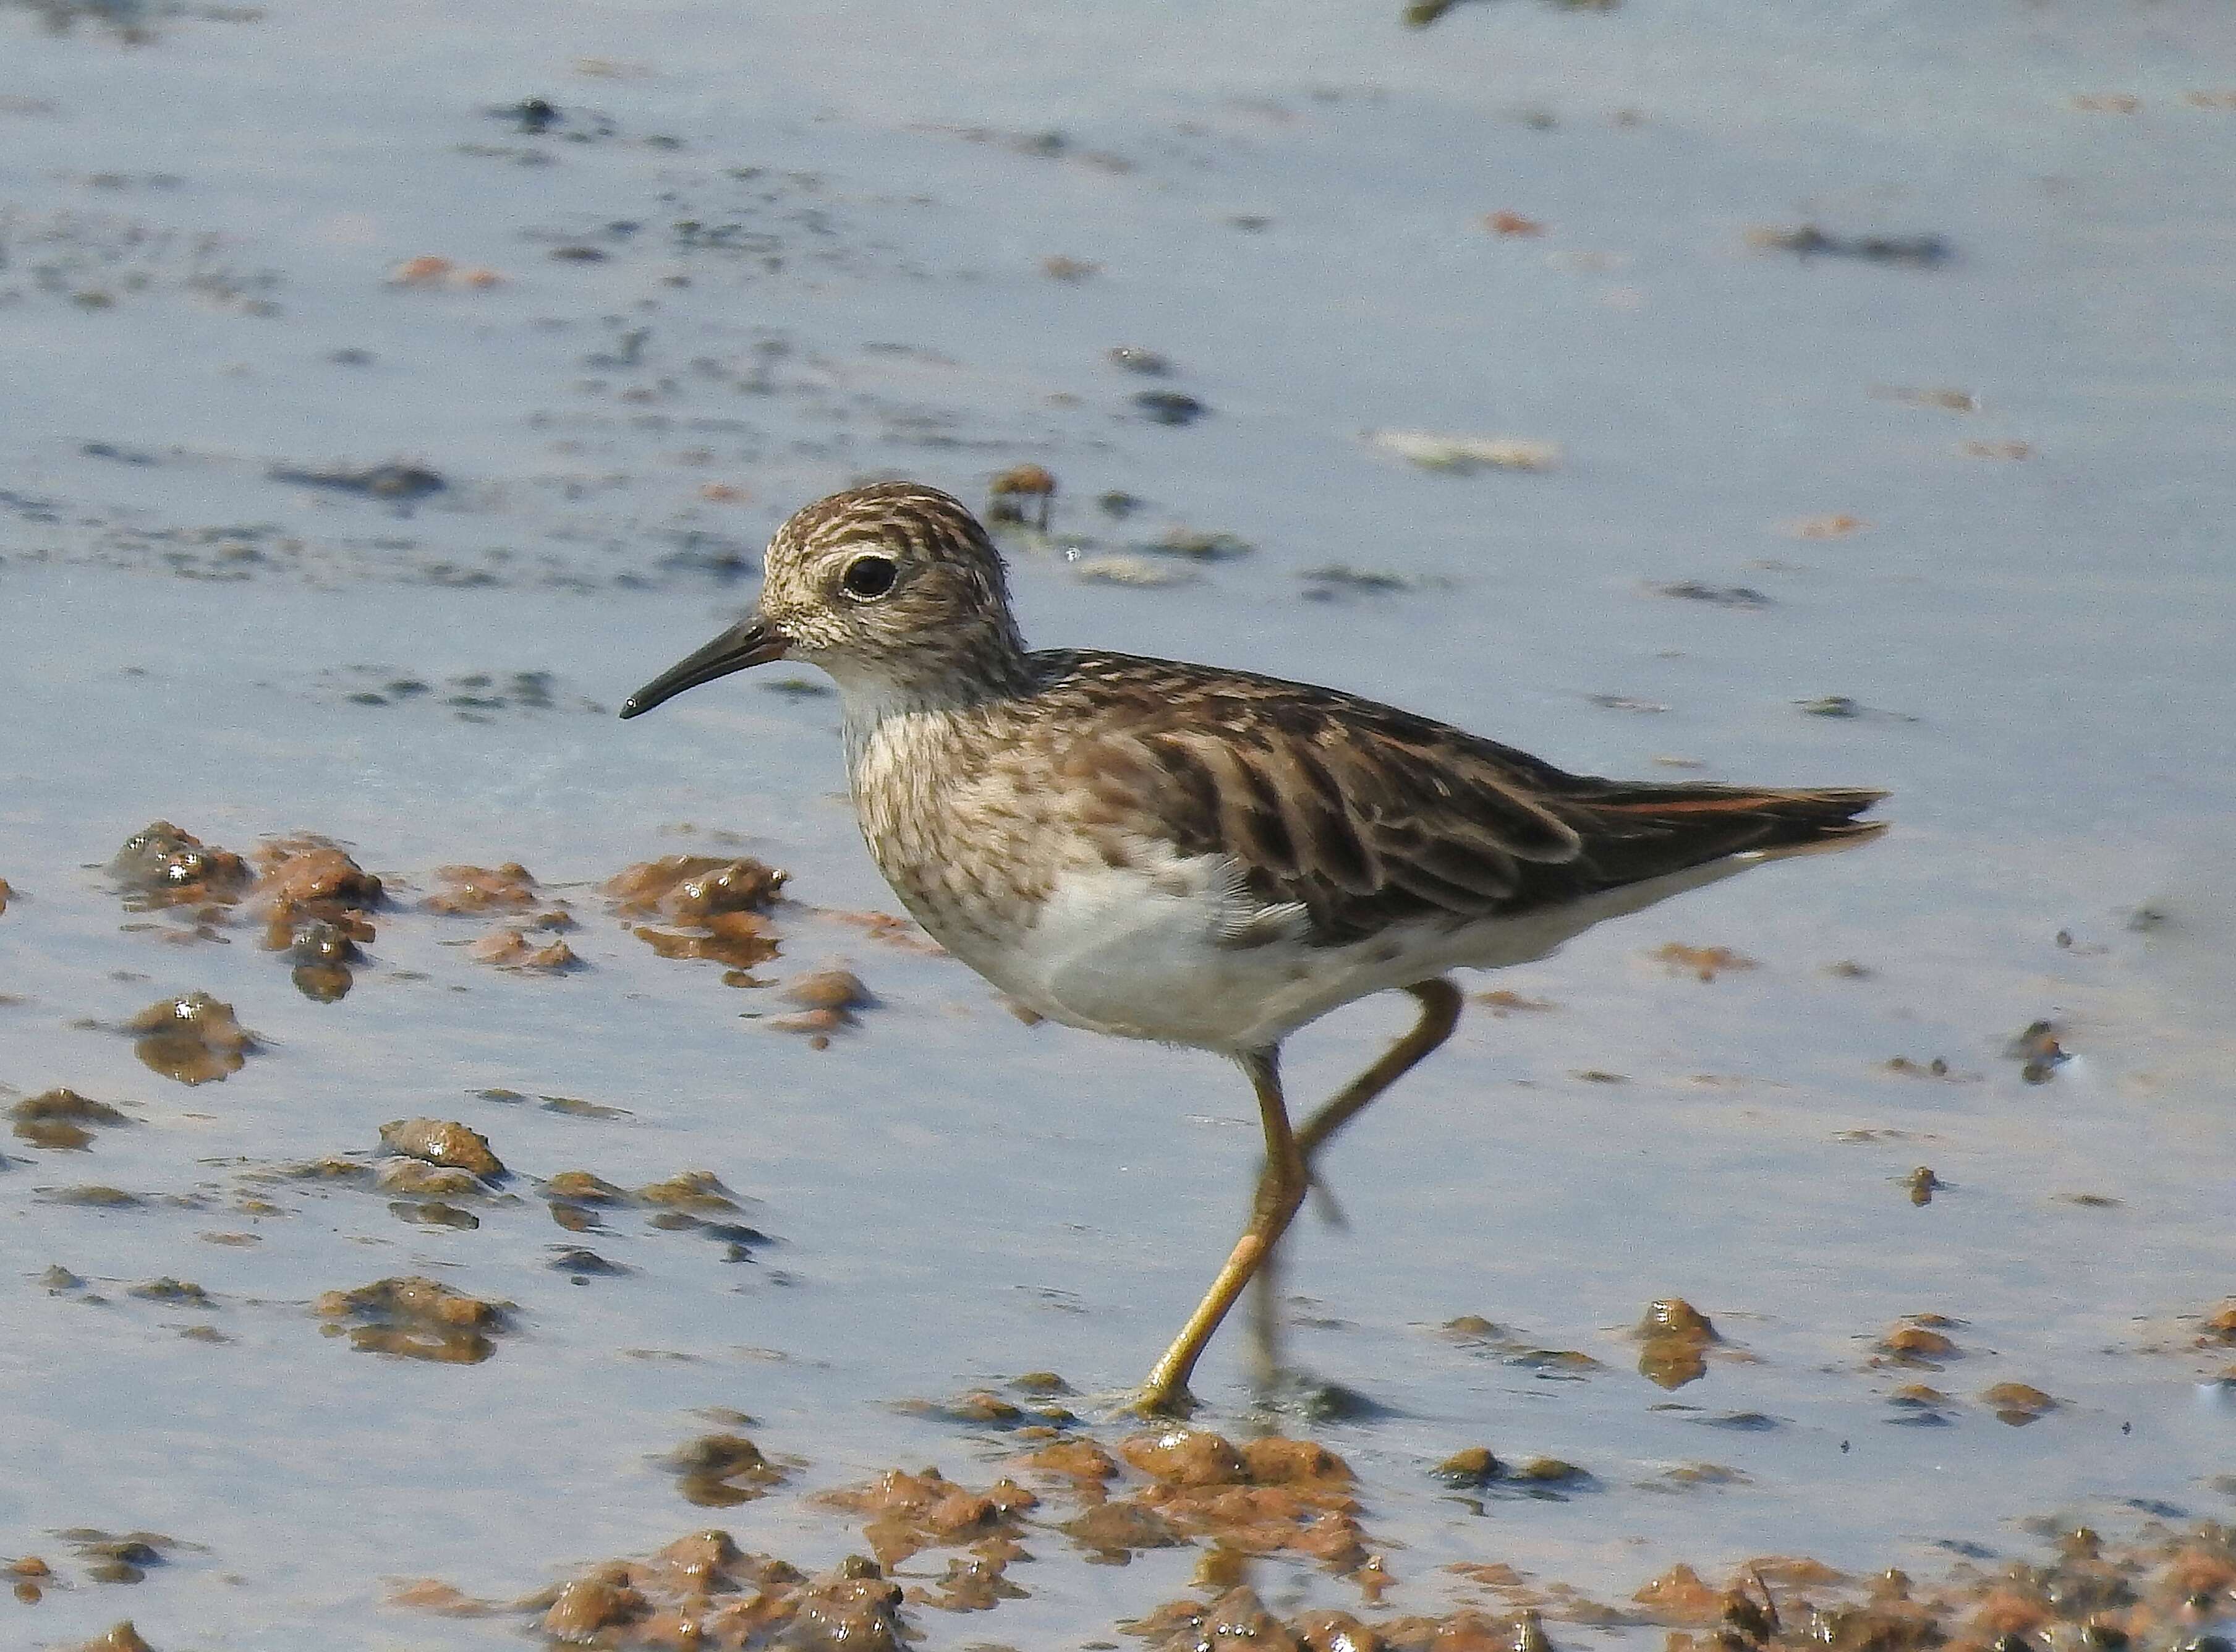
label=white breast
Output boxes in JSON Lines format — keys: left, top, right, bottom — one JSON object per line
{"left": 938, "top": 848, "right": 1307, "bottom": 1050}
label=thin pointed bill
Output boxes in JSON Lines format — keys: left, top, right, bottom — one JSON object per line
{"left": 618, "top": 615, "right": 790, "bottom": 718}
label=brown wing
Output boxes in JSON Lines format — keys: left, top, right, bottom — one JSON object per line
{"left": 1036, "top": 650, "right": 1884, "bottom": 947}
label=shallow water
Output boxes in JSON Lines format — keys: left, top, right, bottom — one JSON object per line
{"left": 4, "top": 1, "right": 2235, "bottom": 1646}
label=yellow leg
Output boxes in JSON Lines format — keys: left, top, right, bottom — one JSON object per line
{"left": 1134, "top": 1049, "right": 1304, "bottom": 1416}
{"left": 1137, "top": 980, "right": 1468, "bottom": 1414}
{"left": 1248, "top": 978, "right": 1464, "bottom": 1381}
{"left": 1295, "top": 978, "right": 1463, "bottom": 1163}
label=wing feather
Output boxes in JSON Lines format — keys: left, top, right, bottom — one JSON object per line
{"left": 1034, "top": 650, "right": 1882, "bottom": 948}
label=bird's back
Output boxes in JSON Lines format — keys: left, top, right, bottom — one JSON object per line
{"left": 992, "top": 649, "right": 1884, "bottom": 949}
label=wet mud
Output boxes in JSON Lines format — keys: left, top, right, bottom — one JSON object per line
{"left": 7, "top": 0, "right": 2236, "bottom": 1645}
{"left": 315, "top": 1275, "right": 514, "bottom": 1364}
{"left": 373, "top": 1437, "right": 2236, "bottom": 1651}
{"left": 608, "top": 855, "right": 787, "bottom": 983}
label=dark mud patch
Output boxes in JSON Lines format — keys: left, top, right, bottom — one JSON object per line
{"left": 125, "top": 990, "right": 258, "bottom": 1084}
{"left": 325, "top": 666, "right": 602, "bottom": 717}
{"left": 539, "top": 1167, "right": 773, "bottom": 1259}
{"left": 1744, "top": 224, "right": 1953, "bottom": 266}
{"left": 11, "top": 1088, "right": 133, "bottom": 1151}
{"left": 268, "top": 461, "right": 445, "bottom": 500}
{"left": 315, "top": 1275, "right": 514, "bottom": 1364}
{"left": 1632, "top": 1298, "right": 1728, "bottom": 1390}
{"left": 109, "top": 820, "right": 250, "bottom": 916}
{"left": 1439, "top": 1315, "right": 1604, "bottom": 1378}
{"left": 660, "top": 1433, "right": 792, "bottom": 1509}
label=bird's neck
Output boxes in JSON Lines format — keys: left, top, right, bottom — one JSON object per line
{"left": 828, "top": 640, "right": 1036, "bottom": 770}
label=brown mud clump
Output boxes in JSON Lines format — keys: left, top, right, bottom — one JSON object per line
{"left": 1099, "top": 1428, "right": 1375, "bottom": 1580}
{"left": 468, "top": 927, "right": 580, "bottom": 971}
{"left": 1477, "top": 989, "right": 1558, "bottom": 1015}
{"left": 608, "top": 855, "right": 786, "bottom": 921}
{"left": 62, "top": 1528, "right": 187, "bottom": 1585}
{"left": 375, "top": 1159, "right": 487, "bottom": 1198}
{"left": 638, "top": 1170, "right": 740, "bottom": 1213}
{"left": 254, "top": 835, "right": 383, "bottom": 910}
{"left": 1440, "top": 1314, "right": 1604, "bottom": 1375}
{"left": 1129, "top": 1586, "right": 1419, "bottom": 1651}
{"left": 1875, "top": 1315, "right": 1962, "bottom": 1368}
{"left": 779, "top": 1565, "right": 911, "bottom": 1649}
{"left": 254, "top": 835, "right": 382, "bottom": 1000}
{"left": 109, "top": 821, "right": 251, "bottom": 911}
{"left": 7, "top": 1554, "right": 53, "bottom": 1604}
{"left": 71, "top": 1624, "right": 156, "bottom": 1652}
{"left": 608, "top": 854, "right": 787, "bottom": 982}
{"left": 1648, "top": 1524, "right": 2236, "bottom": 1652}
{"left": 45, "top": 1185, "right": 145, "bottom": 1209}
{"left": 470, "top": 1528, "right": 925, "bottom": 1651}
{"left": 538, "top": 1568, "right": 648, "bottom": 1640}
{"left": 11, "top": 1088, "right": 132, "bottom": 1150}
{"left": 1653, "top": 943, "right": 1758, "bottom": 982}
{"left": 815, "top": 1465, "right": 1039, "bottom": 1569}
{"left": 2005, "top": 1018, "right": 2071, "bottom": 1083}
{"left": 988, "top": 462, "right": 1058, "bottom": 529}
{"left": 662, "top": 1433, "right": 791, "bottom": 1507}
{"left": 384, "top": 1578, "right": 503, "bottom": 1617}
{"left": 414, "top": 1455, "right": 2236, "bottom": 1652}
{"left": 431, "top": 863, "right": 580, "bottom": 971}
{"left": 1978, "top": 1382, "right": 2060, "bottom": 1425}
{"left": 1637, "top": 1298, "right": 1722, "bottom": 1389}
{"left": 1022, "top": 1436, "right": 1122, "bottom": 1483}
{"left": 127, "top": 992, "right": 258, "bottom": 1084}
{"left": 425, "top": 862, "right": 545, "bottom": 915}
{"left": 545, "top": 1169, "right": 628, "bottom": 1230}
{"left": 772, "top": 968, "right": 873, "bottom": 1039}
{"left": 379, "top": 1118, "right": 504, "bottom": 1179}
{"left": 315, "top": 1275, "right": 512, "bottom": 1363}
{"left": 127, "top": 1275, "right": 213, "bottom": 1305}
{"left": 821, "top": 907, "right": 943, "bottom": 953}
{"left": 1432, "top": 1446, "right": 1505, "bottom": 1489}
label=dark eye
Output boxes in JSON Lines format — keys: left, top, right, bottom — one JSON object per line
{"left": 840, "top": 555, "right": 898, "bottom": 601}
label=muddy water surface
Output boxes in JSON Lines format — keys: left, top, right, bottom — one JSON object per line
{"left": 4, "top": 1, "right": 2235, "bottom": 1646}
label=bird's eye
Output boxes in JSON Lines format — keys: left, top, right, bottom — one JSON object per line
{"left": 839, "top": 554, "right": 898, "bottom": 601}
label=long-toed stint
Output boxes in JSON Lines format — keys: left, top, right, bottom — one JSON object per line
{"left": 622, "top": 481, "right": 1885, "bottom": 1414}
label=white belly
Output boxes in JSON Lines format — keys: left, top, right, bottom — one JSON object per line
{"left": 930, "top": 848, "right": 1759, "bottom": 1055}
{"left": 935, "top": 859, "right": 1325, "bottom": 1050}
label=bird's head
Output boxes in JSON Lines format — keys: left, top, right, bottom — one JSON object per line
{"left": 620, "top": 481, "right": 1029, "bottom": 719}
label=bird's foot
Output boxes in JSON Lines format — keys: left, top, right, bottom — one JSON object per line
{"left": 1108, "top": 1379, "right": 1202, "bottom": 1421}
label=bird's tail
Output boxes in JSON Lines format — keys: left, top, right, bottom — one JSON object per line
{"left": 1555, "top": 783, "right": 1888, "bottom": 885}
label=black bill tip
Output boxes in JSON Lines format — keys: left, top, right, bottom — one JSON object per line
{"left": 619, "top": 615, "right": 788, "bottom": 719}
